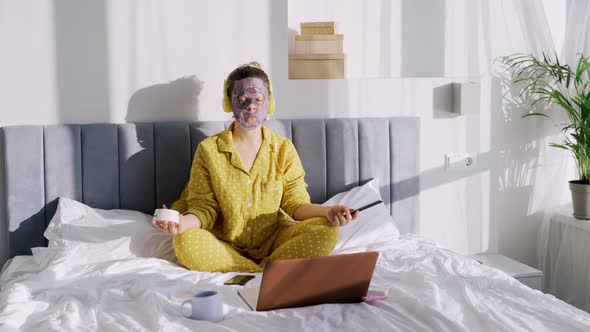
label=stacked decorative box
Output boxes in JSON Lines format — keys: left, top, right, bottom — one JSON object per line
{"left": 289, "top": 22, "right": 345, "bottom": 79}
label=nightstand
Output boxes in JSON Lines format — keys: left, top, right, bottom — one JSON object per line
{"left": 470, "top": 253, "right": 543, "bottom": 291}
{"left": 539, "top": 207, "right": 590, "bottom": 311}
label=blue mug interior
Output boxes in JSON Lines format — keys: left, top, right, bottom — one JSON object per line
{"left": 193, "top": 290, "right": 217, "bottom": 298}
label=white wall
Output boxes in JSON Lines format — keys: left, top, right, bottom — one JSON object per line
{"left": 0, "top": 1, "right": 59, "bottom": 125}
{"left": 0, "top": 0, "right": 571, "bottom": 267}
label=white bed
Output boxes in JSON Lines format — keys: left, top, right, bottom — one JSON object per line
{"left": 1, "top": 119, "right": 589, "bottom": 331}
{"left": 2, "top": 238, "right": 589, "bottom": 331}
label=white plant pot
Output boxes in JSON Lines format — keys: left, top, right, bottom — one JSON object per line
{"left": 569, "top": 180, "right": 590, "bottom": 219}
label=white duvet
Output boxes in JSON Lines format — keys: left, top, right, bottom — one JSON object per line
{"left": 1, "top": 235, "right": 589, "bottom": 332}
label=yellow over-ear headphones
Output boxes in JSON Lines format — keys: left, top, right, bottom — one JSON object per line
{"left": 222, "top": 64, "right": 276, "bottom": 115}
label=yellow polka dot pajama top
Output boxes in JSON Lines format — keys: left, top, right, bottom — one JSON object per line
{"left": 170, "top": 124, "right": 339, "bottom": 272}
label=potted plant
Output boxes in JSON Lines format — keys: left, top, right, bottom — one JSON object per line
{"left": 505, "top": 52, "right": 590, "bottom": 219}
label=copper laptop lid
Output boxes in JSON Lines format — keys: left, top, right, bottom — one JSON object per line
{"left": 254, "top": 251, "right": 379, "bottom": 311}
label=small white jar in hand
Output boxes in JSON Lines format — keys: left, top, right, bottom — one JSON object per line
{"left": 153, "top": 208, "right": 180, "bottom": 224}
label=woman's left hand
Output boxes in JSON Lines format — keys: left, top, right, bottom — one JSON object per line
{"left": 326, "top": 205, "right": 359, "bottom": 227}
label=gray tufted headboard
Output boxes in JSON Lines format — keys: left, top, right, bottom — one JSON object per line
{"left": 0, "top": 118, "right": 419, "bottom": 267}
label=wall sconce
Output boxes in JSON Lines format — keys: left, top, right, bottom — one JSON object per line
{"left": 452, "top": 82, "right": 480, "bottom": 114}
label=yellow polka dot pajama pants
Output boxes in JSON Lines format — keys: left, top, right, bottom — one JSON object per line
{"left": 172, "top": 217, "right": 339, "bottom": 273}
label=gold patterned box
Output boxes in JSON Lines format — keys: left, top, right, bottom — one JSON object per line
{"left": 288, "top": 53, "right": 345, "bottom": 79}
{"left": 294, "top": 34, "right": 344, "bottom": 54}
{"left": 300, "top": 21, "right": 337, "bottom": 35}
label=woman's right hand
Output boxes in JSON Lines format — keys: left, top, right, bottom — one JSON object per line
{"left": 152, "top": 214, "right": 201, "bottom": 235}
{"left": 152, "top": 216, "right": 183, "bottom": 235}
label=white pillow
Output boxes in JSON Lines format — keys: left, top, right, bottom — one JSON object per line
{"left": 43, "top": 180, "right": 398, "bottom": 265}
{"left": 322, "top": 178, "right": 400, "bottom": 253}
{"left": 43, "top": 197, "right": 177, "bottom": 265}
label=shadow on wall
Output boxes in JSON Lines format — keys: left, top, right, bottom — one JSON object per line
{"left": 53, "top": 0, "right": 111, "bottom": 123}
{"left": 120, "top": 76, "right": 205, "bottom": 215}
{"left": 269, "top": 0, "right": 288, "bottom": 75}
{"left": 491, "top": 72, "right": 545, "bottom": 265}
{"left": 118, "top": 123, "right": 156, "bottom": 215}
{"left": 420, "top": 71, "right": 555, "bottom": 261}
{"left": 401, "top": 0, "right": 445, "bottom": 77}
{"left": 125, "top": 76, "right": 204, "bottom": 123}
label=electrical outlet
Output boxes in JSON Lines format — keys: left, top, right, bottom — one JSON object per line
{"left": 445, "top": 153, "right": 476, "bottom": 169}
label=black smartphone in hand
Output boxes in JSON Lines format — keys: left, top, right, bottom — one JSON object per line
{"left": 350, "top": 200, "right": 383, "bottom": 214}
{"left": 224, "top": 275, "right": 256, "bottom": 286}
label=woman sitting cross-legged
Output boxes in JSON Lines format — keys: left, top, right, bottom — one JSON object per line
{"left": 153, "top": 62, "right": 358, "bottom": 272}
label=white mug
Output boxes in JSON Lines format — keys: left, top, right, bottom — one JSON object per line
{"left": 181, "top": 290, "right": 224, "bottom": 322}
{"left": 153, "top": 208, "right": 180, "bottom": 224}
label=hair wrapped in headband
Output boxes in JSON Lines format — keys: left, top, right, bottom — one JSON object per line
{"left": 222, "top": 62, "right": 276, "bottom": 115}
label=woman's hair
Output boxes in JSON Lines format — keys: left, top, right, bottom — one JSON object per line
{"left": 224, "top": 62, "right": 271, "bottom": 97}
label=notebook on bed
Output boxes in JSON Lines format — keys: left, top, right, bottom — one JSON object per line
{"left": 238, "top": 251, "right": 379, "bottom": 311}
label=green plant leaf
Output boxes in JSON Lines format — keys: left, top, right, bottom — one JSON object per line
{"left": 505, "top": 51, "right": 590, "bottom": 181}
{"left": 549, "top": 143, "right": 569, "bottom": 150}
{"left": 522, "top": 112, "right": 551, "bottom": 119}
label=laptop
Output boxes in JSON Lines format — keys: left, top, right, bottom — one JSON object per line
{"left": 238, "top": 251, "right": 379, "bottom": 311}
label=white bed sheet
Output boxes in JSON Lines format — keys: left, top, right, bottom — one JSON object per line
{"left": 1, "top": 235, "right": 589, "bottom": 332}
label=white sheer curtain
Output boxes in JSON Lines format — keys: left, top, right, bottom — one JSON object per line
{"left": 105, "top": 0, "right": 274, "bottom": 123}
{"left": 289, "top": 0, "right": 555, "bottom": 78}
{"left": 537, "top": 0, "right": 590, "bottom": 310}
{"left": 561, "top": 0, "right": 590, "bottom": 66}
{"left": 443, "top": 0, "right": 570, "bottom": 260}
{"left": 289, "top": 0, "right": 561, "bottom": 260}
{"left": 443, "top": 0, "right": 554, "bottom": 76}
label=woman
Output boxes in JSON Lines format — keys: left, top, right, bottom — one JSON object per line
{"left": 153, "top": 62, "right": 358, "bottom": 272}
